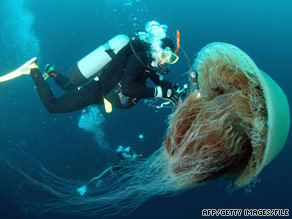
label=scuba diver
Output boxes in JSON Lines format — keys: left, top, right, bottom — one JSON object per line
{"left": 18, "top": 21, "right": 187, "bottom": 113}
{"left": 76, "top": 145, "right": 142, "bottom": 196}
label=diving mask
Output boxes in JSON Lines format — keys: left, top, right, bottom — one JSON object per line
{"left": 158, "top": 47, "right": 179, "bottom": 65}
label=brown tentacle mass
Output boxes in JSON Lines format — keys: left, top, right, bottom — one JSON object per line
{"left": 164, "top": 48, "right": 266, "bottom": 188}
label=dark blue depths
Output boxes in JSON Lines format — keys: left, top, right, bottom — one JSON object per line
{"left": 0, "top": 0, "right": 291, "bottom": 218}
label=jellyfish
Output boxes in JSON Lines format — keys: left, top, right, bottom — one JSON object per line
{"left": 0, "top": 42, "right": 289, "bottom": 217}
{"left": 164, "top": 42, "right": 290, "bottom": 187}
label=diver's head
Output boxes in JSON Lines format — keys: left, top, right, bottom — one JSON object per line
{"left": 156, "top": 37, "right": 179, "bottom": 75}
{"left": 161, "top": 37, "right": 175, "bottom": 52}
{"left": 138, "top": 20, "right": 179, "bottom": 74}
{"left": 158, "top": 37, "right": 178, "bottom": 65}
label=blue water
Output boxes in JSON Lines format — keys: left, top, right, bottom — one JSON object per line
{"left": 0, "top": 0, "right": 291, "bottom": 218}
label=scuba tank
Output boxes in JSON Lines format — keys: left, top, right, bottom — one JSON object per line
{"left": 68, "top": 34, "right": 130, "bottom": 85}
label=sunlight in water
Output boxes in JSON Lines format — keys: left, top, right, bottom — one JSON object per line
{"left": 1, "top": 0, "right": 41, "bottom": 66}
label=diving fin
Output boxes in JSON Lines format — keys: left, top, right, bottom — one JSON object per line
{"left": 0, "top": 57, "right": 38, "bottom": 83}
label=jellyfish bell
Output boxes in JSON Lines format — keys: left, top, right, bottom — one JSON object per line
{"left": 164, "top": 42, "right": 290, "bottom": 189}
{"left": 217, "top": 43, "right": 290, "bottom": 186}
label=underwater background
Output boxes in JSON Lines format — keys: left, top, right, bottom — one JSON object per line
{"left": 0, "top": 0, "right": 291, "bottom": 218}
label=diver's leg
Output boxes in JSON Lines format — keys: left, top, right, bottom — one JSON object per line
{"left": 54, "top": 73, "right": 76, "bottom": 91}
{"left": 44, "top": 64, "right": 75, "bottom": 91}
{"left": 30, "top": 68, "right": 102, "bottom": 113}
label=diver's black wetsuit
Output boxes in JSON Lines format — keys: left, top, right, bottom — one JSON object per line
{"left": 30, "top": 37, "right": 174, "bottom": 113}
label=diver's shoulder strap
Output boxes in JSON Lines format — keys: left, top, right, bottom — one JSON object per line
{"left": 104, "top": 42, "right": 116, "bottom": 60}
{"left": 104, "top": 41, "right": 125, "bottom": 69}
{"left": 129, "top": 36, "right": 156, "bottom": 71}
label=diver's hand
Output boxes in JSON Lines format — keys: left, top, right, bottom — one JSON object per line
{"left": 174, "top": 83, "right": 189, "bottom": 98}
{"left": 155, "top": 84, "right": 180, "bottom": 105}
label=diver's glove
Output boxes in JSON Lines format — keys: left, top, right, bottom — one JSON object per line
{"left": 155, "top": 83, "right": 180, "bottom": 105}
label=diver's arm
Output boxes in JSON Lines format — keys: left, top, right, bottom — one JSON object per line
{"left": 148, "top": 71, "right": 184, "bottom": 105}
{"left": 148, "top": 71, "right": 174, "bottom": 88}
{"left": 121, "top": 55, "right": 156, "bottom": 98}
